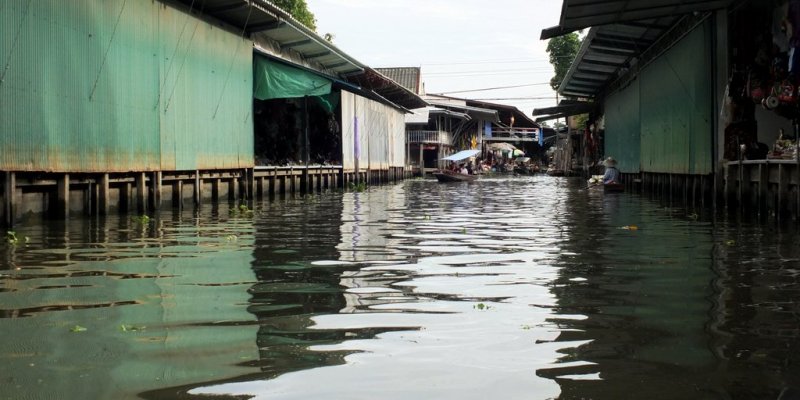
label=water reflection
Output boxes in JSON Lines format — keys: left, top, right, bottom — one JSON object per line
{"left": 1, "top": 176, "right": 799, "bottom": 399}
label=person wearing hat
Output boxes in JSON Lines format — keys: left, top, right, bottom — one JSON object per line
{"left": 602, "top": 157, "right": 620, "bottom": 184}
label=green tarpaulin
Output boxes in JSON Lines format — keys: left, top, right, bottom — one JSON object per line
{"left": 254, "top": 55, "right": 332, "bottom": 101}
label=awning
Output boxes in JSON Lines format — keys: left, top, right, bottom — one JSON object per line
{"left": 540, "top": 0, "right": 735, "bottom": 39}
{"left": 254, "top": 55, "right": 332, "bottom": 100}
{"left": 533, "top": 100, "right": 594, "bottom": 121}
{"left": 442, "top": 150, "right": 481, "bottom": 161}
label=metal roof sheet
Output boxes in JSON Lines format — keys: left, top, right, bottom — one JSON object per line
{"left": 541, "top": 0, "right": 734, "bottom": 39}
{"left": 557, "top": 17, "right": 679, "bottom": 98}
{"left": 164, "top": 0, "right": 364, "bottom": 76}
{"left": 532, "top": 100, "right": 595, "bottom": 121}
{"left": 374, "top": 67, "right": 422, "bottom": 94}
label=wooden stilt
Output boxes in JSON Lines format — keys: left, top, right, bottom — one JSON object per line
{"left": 135, "top": 173, "right": 147, "bottom": 214}
{"left": 153, "top": 171, "right": 162, "bottom": 210}
{"left": 57, "top": 174, "right": 70, "bottom": 218}
{"left": 172, "top": 181, "right": 183, "bottom": 209}
{"left": 194, "top": 170, "right": 201, "bottom": 206}
{"left": 99, "top": 173, "right": 110, "bottom": 216}
{"left": 4, "top": 172, "right": 15, "bottom": 227}
{"left": 211, "top": 178, "right": 220, "bottom": 202}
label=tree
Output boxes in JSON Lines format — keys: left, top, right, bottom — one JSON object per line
{"left": 546, "top": 33, "right": 581, "bottom": 91}
{"left": 271, "top": 0, "right": 317, "bottom": 31}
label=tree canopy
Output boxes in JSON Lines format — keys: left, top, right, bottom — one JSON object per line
{"left": 272, "top": 0, "right": 317, "bottom": 31}
{"left": 546, "top": 33, "right": 581, "bottom": 91}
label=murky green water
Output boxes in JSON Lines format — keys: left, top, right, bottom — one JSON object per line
{"left": 1, "top": 176, "right": 799, "bottom": 399}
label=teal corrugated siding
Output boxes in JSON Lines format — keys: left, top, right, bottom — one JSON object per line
{"left": 605, "top": 78, "right": 641, "bottom": 173}
{"left": 157, "top": 5, "right": 253, "bottom": 171}
{"left": 0, "top": 0, "right": 253, "bottom": 172}
{"left": 639, "top": 21, "right": 712, "bottom": 174}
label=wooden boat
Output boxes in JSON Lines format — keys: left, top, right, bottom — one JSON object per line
{"left": 433, "top": 170, "right": 478, "bottom": 182}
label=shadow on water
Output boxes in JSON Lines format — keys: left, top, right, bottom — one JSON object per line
{"left": 0, "top": 176, "right": 799, "bottom": 399}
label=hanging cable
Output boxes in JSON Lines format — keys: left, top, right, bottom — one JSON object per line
{"left": 89, "top": 0, "right": 128, "bottom": 101}
{"left": 155, "top": 0, "right": 196, "bottom": 109}
{"left": 213, "top": 3, "right": 253, "bottom": 120}
{"left": 164, "top": 2, "right": 205, "bottom": 113}
{"left": 0, "top": 0, "right": 33, "bottom": 86}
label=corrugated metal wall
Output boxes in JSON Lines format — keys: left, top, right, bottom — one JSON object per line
{"left": 157, "top": 5, "right": 253, "bottom": 171}
{"left": 605, "top": 79, "right": 641, "bottom": 173}
{"left": 0, "top": 0, "right": 253, "bottom": 172}
{"left": 639, "top": 20, "right": 712, "bottom": 174}
{"left": 341, "top": 91, "right": 405, "bottom": 172}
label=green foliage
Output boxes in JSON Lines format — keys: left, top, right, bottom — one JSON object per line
{"left": 6, "top": 231, "right": 18, "bottom": 245}
{"left": 230, "top": 204, "right": 255, "bottom": 217}
{"left": 131, "top": 215, "right": 150, "bottom": 224}
{"left": 546, "top": 33, "right": 581, "bottom": 91}
{"left": 572, "top": 113, "right": 589, "bottom": 129}
{"left": 348, "top": 182, "right": 367, "bottom": 192}
{"left": 271, "top": 0, "right": 317, "bottom": 31}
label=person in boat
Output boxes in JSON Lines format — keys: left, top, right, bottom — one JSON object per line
{"left": 459, "top": 164, "right": 469, "bottom": 175}
{"left": 602, "top": 156, "right": 620, "bottom": 184}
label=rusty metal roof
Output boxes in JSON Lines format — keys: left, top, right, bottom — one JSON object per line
{"left": 541, "top": 0, "right": 735, "bottom": 39}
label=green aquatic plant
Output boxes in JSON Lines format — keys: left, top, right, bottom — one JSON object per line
{"left": 231, "top": 204, "right": 254, "bottom": 217}
{"left": 131, "top": 215, "right": 150, "bottom": 224}
{"left": 6, "top": 231, "right": 18, "bottom": 245}
{"left": 119, "top": 324, "right": 146, "bottom": 332}
{"left": 69, "top": 325, "right": 87, "bottom": 333}
{"left": 474, "top": 303, "right": 491, "bottom": 310}
{"left": 348, "top": 182, "right": 367, "bottom": 192}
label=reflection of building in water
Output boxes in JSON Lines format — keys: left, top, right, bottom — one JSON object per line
{"left": 339, "top": 270, "right": 413, "bottom": 314}
{"left": 338, "top": 187, "right": 408, "bottom": 263}
{"left": 539, "top": 190, "right": 718, "bottom": 399}
{"left": 0, "top": 215, "right": 259, "bottom": 400}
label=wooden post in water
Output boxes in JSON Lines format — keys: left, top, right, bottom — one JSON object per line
{"left": 172, "top": 180, "right": 183, "bottom": 209}
{"left": 57, "top": 174, "right": 70, "bottom": 218}
{"left": 4, "top": 172, "right": 15, "bottom": 227}
{"left": 99, "top": 173, "right": 110, "bottom": 216}
{"left": 152, "top": 171, "right": 162, "bottom": 211}
{"left": 136, "top": 173, "right": 147, "bottom": 214}
{"left": 211, "top": 178, "right": 220, "bottom": 202}
{"left": 194, "top": 170, "right": 201, "bottom": 206}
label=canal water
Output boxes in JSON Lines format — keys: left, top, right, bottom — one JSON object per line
{"left": 1, "top": 175, "right": 799, "bottom": 400}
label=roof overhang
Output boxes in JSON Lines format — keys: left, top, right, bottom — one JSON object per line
{"left": 556, "top": 17, "right": 680, "bottom": 98}
{"left": 347, "top": 68, "right": 428, "bottom": 110}
{"left": 533, "top": 100, "right": 594, "bottom": 122}
{"left": 540, "top": 0, "right": 735, "bottom": 40}
{"left": 428, "top": 101, "right": 500, "bottom": 123}
{"left": 163, "top": 0, "right": 364, "bottom": 76}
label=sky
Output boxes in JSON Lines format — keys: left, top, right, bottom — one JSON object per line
{"left": 307, "top": 0, "right": 564, "bottom": 120}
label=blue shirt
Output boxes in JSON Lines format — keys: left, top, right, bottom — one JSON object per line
{"left": 603, "top": 167, "right": 620, "bottom": 184}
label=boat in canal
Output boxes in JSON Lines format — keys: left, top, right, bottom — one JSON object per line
{"left": 435, "top": 149, "right": 481, "bottom": 183}
{"left": 433, "top": 170, "right": 478, "bottom": 182}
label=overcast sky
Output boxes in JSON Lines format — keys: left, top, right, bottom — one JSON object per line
{"left": 307, "top": 0, "right": 564, "bottom": 119}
